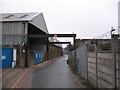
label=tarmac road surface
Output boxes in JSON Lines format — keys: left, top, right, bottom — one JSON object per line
{"left": 31, "top": 55, "right": 80, "bottom": 88}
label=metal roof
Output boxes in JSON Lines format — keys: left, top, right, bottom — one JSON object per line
{"left": 1, "top": 12, "right": 39, "bottom": 21}
{"left": 0, "top": 12, "right": 49, "bottom": 34}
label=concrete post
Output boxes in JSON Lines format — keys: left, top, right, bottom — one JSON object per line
{"left": 95, "top": 41, "right": 98, "bottom": 88}
{"left": 111, "top": 34, "right": 119, "bottom": 88}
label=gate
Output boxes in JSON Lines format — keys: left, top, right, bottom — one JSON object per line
{"left": 2, "top": 48, "right": 13, "bottom": 68}
{"left": 34, "top": 51, "right": 42, "bottom": 64}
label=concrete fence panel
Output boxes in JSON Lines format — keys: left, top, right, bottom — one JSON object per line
{"left": 87, "top": 52, "right": 97, "bottom": 87}
{"left": 116, "top": 53, "right": 120, "bottom": 88}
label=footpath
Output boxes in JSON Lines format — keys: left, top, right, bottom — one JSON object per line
{"left": 2, "top": 67, "right": 27, "bottom": 88}
{"left": 2, "top": 57, "right": 59, "bottom": 88}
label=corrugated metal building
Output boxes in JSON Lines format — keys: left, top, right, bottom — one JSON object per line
{"left": 1, "top": 12, "right": 50, "bottom": 67}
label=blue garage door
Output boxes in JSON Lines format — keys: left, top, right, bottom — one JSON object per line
{"left": 34, "top": 51, "right": 42, "bottom": 65}
{"left": 2, "top": 48, "right": 13, "bottom": 68}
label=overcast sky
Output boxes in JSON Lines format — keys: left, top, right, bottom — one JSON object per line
{"left": 0, "top": 0, "right": 119, "bottom": 43}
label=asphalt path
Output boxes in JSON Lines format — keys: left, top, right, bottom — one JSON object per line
{"left": 31, "top": 55, "right": 80, "bottom": 88}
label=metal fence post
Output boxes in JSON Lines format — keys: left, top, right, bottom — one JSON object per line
{"left": 86, "top": 45, "right": 88, "bottom": 80}
{"left": 74, "top": 50, "right": 77, "bottom": 72}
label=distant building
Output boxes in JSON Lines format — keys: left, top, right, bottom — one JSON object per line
{"left": 49, "top": 37, "right": 62, "bottom": 48}
{"left": 75, "top": 39, "right": 111, "bottom": 51}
